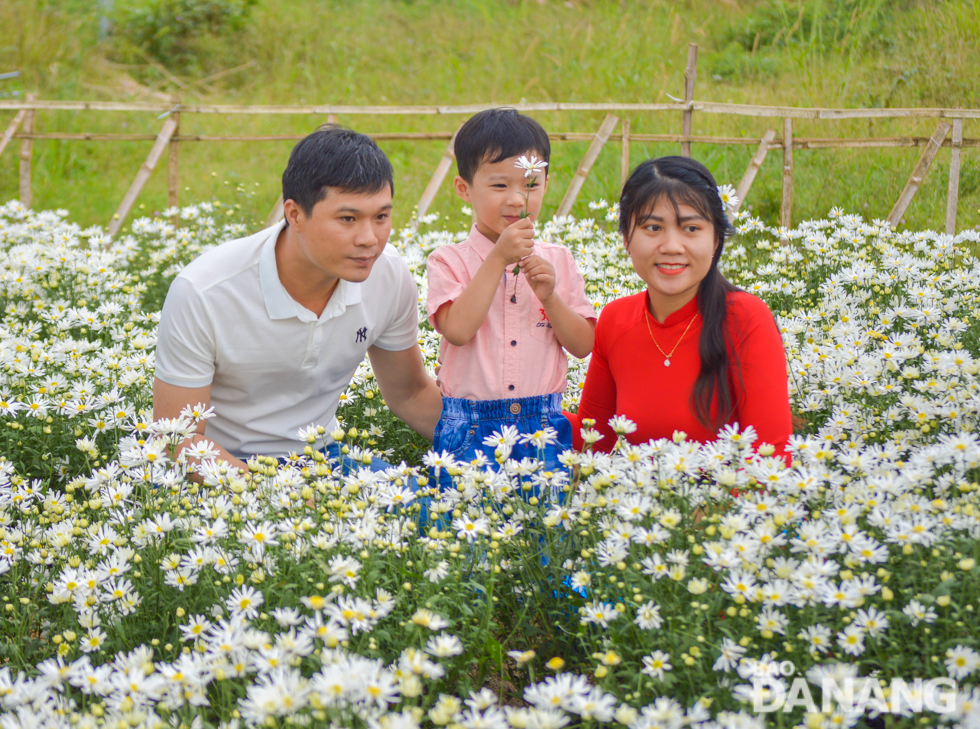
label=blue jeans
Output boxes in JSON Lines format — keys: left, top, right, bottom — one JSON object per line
{"left": 274, "top": 444, "right": 432, "bottom": 523}
{"left": 431, "top": 394, "right": 572, "bottom": 492}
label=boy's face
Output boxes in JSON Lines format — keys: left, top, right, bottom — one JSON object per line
{"left": 454, "top": 153, "right": 548, "bottom": 241}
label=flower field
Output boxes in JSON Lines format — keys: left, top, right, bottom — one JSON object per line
{"left": 0, "top": 196, "right": 979, "bottom": 728}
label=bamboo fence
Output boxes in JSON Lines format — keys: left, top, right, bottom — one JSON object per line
{"left": 0, "top": 44, "right": 976, "bottom": 237}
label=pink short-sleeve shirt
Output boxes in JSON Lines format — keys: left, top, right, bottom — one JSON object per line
{"left": 426, "top": 225, "right": 596, "bottom": 401}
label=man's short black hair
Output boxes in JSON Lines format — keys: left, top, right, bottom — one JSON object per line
{"left": 281, "top": 125, "right": 394, "bottom": 219}
{"left": 454, "top": 108, "right": 551, "bottom": 183}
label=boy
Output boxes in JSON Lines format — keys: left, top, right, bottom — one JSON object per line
{"left": 426, "top": 108, "right": 596, "bottom": 488}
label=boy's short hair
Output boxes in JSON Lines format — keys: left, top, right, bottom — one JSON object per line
{"left": 282, "top": 125, "right": 394, "bottom": 219}
{"left": 454, "top": 108, "right": 551, "bottom": 183}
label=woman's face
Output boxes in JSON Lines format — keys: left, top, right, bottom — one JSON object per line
{"left": 625, "top": 196, "right": 718, "bottom": 322}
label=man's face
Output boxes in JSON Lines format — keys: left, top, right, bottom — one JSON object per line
{"left": 287, "top": 187, "right": 393, "bottom": 283}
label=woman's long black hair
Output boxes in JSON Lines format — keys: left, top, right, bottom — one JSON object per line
{"left": 619, "top": 156, "right": 740, "bottom": 431}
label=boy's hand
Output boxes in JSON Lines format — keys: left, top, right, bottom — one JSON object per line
{"left": 491, "top": 218, "right": 535, "bottom": 267}
{"left": 521, "top": 255, "right": 556, "bottom": 303}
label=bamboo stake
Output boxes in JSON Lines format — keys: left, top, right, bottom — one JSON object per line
{"left": 621, "top": 119, "right": 631, "bottom": 188}
{"left": 556, "top": 114, "right": 619, "bottom": 218}
{"left": 265, "top": 197, "right": 285, "bottom": 229}
{"left": 19, "top": 94, "right": 36, "bottom": 208}
{"left": 734, "top": 129, "right": 776, "bottom": 213}
{"left": 0, "top": 110, "right": 27, "bottom": 159}
{"left": 168, "top": 108, "right": 180, "bottom": 213}
{"left": 411, "top": 124, "right": 463, "bottom": 232}
{"left": 681, "top": 44, "right": 698, "bottom": 158}
{"left": 780, "top": 118, "right": 793, "bottom": 235}
{"left": 108, "top": 116, "right": 179, "bottom": 237}
{"left": 887, "top": 120, "right": 952, "bottom": 228}
{"left": 945, "top": 119, "right": 963, "bottom": 235}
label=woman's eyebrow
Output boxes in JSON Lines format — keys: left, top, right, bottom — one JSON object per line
{"left": 636, "top": 212, "right": 707, "bottom": 224}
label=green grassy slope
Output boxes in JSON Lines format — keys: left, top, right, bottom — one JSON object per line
{"left": 0, "top": 0, "right": 978, "bottom": 232}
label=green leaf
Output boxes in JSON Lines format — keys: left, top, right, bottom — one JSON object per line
{"left": 484, "top": 635, "right": 503, "bottom": 670}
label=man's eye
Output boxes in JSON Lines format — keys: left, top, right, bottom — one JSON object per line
{"left": 340, "top": 216, "right": 355, "bottom": 223}
{"left": 377, "top": 213, "right": 390, "bottom": 222}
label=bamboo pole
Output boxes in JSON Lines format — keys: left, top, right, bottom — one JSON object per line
{"left": 556, "top": 114, "right": 619, "bottom": 218}
{"left": 782, "top": 136, "right": 979, "bottom": 149}
{"left": 0, "top": 110, "right": 27, "bottom": 159}
{"left": 9, "top": 130, "right": 980, "bottom": 148}
{"left": 945, "top": 119, "right": 963, "bottom": 235}
{"left": 887, "top": 120, "right": 952, "bottom": 229}
{"left": 168, "top": 108, "right": 180, "bottom": 212}
{"left": 621, "top": 119, "right": 631, "bottom": 188}
{"left": 780, "top": 118, "right": 793, "bottom": 234}
{"left": 108, "top": 116, "right": 179, "bottom": 237}
{"left": 19, "top": 94, "right": 36, "bottom": 208}
{"left": 681, "top": 44, "right": 698, "bottom": 158}
{"left": 411, "top": 124, "right": 463, "bottom": 232}
{"left": 3, "top": 99, "right": 980, "bottom": 120}
{"left": 734, "top": 129, "right": 776, "bottom": 213}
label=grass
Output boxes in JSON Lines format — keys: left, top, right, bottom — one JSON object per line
{"left": 0, "top": 0, "right": 978, "bottom": 232}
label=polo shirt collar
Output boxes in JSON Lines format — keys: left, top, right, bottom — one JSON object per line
{"left": 258, "top": 222, "right": 363, "bottom": 322}
{"left": 467, "top": 224, "right": 496, "bottom": 260}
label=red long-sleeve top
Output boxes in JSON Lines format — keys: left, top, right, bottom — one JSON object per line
{"left": 569, "top": 291, "right": 791, "bottom": 457}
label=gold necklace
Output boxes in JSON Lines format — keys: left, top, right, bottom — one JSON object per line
{"left": 644, "top": 307, "right": 699, "bottom": 367}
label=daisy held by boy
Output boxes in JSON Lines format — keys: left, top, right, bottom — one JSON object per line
{"left": 425, "top": 108, "right": 596, "bottom": 491}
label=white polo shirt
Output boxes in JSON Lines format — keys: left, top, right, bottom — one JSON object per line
{"left": 155, "top": 221, "right": 419, "bottom": 458}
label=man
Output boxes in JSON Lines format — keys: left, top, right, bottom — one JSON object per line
{"left": 153, "top": 126, "right": 443, "bottom": 470}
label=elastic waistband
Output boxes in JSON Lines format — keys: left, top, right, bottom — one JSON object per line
{"left": 441, "top": 393, "right": 562, "bottom": 422}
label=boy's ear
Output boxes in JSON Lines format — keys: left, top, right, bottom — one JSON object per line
{"left": 453, "top": 175, "right": 472, "bottom": 203}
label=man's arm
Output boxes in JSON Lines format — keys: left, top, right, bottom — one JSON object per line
{"left": 153, "top": 377, "right": 249, "bottom": 472}
{"left": 367, "top": 344, "right": 442, "bottom": 441}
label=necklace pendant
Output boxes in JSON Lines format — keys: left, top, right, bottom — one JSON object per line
{"left": 664, "top": 358, "right": 671, "bottom": 367}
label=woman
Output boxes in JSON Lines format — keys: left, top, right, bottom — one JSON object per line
{"left": 569, "top": 156, "right": 791, "bottom": 458}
